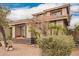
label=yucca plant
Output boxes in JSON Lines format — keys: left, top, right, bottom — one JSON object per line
{"left": 29, "top": 26, "right": 40, "bottom": 44}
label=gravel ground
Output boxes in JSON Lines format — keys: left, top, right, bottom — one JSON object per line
{"left": 71, "top": 48, "right": 79, "bottom": 56}
{"left": 0, "top": 41, "right": 79, "bottom": 56}
{"left": 0, "top": 43, "right": 42, "bottom": 56}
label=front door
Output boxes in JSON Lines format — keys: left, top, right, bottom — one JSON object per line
{"left": 15, "top": 24, "right": 26, "bottom": 39}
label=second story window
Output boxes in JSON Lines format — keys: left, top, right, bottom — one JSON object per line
{"left": 51, "top": 11, "right": 62, "bottom": 17}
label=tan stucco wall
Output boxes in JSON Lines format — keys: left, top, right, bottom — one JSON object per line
{"left": 35, "top": 7, "right": 69, "bottom": 22}
{"left": 62, "top": 8, "right": 68, "bottom": 16}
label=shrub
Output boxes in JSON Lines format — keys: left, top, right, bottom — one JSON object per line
{"left": 0, "top": 42, "right": 2, "bottom": 47}
{"left": 29, "top": 26, "right": 40, "bottom": 44}
{"left": 37, "top": 35, "right": 75, "bottom": 56}
{"left": 7, "top": 35, "right": 13, "bottom": 46}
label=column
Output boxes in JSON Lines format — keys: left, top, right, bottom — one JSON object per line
{"left": 26, "top": 24, "right": 31, "bottom": 39}
{"left": 12, "top": 26, "right": 15, "bottom": 39}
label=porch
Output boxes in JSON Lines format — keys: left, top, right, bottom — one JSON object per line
{"left": 10, "top": 23, "right": 36, "bottom": 44}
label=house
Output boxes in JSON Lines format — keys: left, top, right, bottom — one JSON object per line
{"left": 9, "top": 4, "right": 70, "bottom": 44}
{"left": 32, "top": 4, "right": 70, "bottom": 36}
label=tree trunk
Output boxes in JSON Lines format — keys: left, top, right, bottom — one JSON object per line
{"left": 0, "top": 26, "right": 7, "bottom": 48}
{"left": 50, "top": 29, "right": 52, "bottom": 35}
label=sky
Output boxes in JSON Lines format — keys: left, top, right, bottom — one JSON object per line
{"left": 6, "top": 3, "right": 64, "bottom": 20}
{"left": 3, "top": 3, "right": 42, "bottom": 9}
{"left": 0, "top": 3, "right": 79, "bottom": 28}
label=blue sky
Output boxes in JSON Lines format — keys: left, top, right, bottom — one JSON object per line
{"left": 2, "top": 3, "right": 79, "bottom": 16}
{"left": 2, "top": 3, "right": 42, "bottom": 9}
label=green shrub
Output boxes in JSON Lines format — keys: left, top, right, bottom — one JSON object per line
{"left": 37, "top": 35, "right": 75, "bottom": 56}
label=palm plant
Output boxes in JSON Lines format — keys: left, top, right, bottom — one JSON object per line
{"left": 0, "top": 7, "right": 10, "bottom": 48}
{"left": 48, "top": 22, "right": 68, "bottom": 35}
{"left": 48, "top": 22, "right": 56, "bottom": 35}
{"left": 48, "top": 22, "right": 63, "bottom": 35}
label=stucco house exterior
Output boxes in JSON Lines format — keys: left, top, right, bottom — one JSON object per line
{"left": 9, "top": 4, "right": 70, "bottom": 44}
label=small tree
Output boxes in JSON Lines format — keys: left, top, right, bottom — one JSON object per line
{"left": 0, "top": 7, "right": 10, "bottom": 48}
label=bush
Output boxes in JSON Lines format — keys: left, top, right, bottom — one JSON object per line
{"left": 7, "top": 35, "right": 13, "bottom": 46}
{"left": 37, "top": 35, "right": 75, "bottom": 56}
{"left": 0, "top": 42, "right": 2, "bottom": 47}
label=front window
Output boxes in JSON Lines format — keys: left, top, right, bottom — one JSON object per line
{"left": 51, "top": 11, "right": 62, "bottom": 16}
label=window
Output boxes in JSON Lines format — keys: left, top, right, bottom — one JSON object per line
{"left": 51, "top": 11, "right": 62, "bottom": 16}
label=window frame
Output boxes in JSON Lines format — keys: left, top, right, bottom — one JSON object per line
{"left": 50, "top": 9, "right": 62, "bottom": 17}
